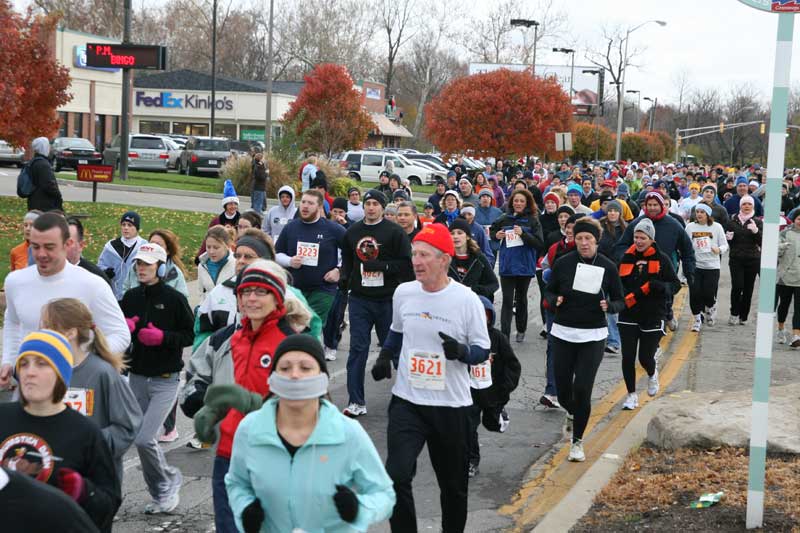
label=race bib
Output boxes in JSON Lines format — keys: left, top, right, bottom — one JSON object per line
{"left": 693, "top": 236, "right": 710, "bottom": 251}
{"left": 296, "top": 241, "right": 320, "bottom": 266}
{"left": 505, "top": 229, "right": 523, "bottom": 248}
{"left": 469, "top": 360, "right": 492, "bottom": 389}
{"left": 408, "top": 351, "right": 446, "bottom": 390}
{"left": 360, "top": 264, "right": 384, "bottom": 287}
{"left": 64, "top": 388, "right": 94, "bottom": 416}
{"left": 573, "top": 263, "right": 605, "bottom": 294}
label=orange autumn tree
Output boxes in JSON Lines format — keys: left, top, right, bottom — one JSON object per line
{"left": 0, "top": 1, "right": 72, "bottom": 148}
{"left": 282, "top": 63, "right": 375, "bottom": 156}
{"left": 424, "top": 69, "right": 573, "bottom": 159}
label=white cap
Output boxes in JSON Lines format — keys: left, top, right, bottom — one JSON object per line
{"left": 134, "top": 242, "right": 167, "bottom": 264}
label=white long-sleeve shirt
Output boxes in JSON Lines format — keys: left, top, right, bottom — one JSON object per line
{"left": 685, "top": 221, "right": 728, "bottom": 270}
{"left": 2, "top": 262, "right": 131, "bottom": 366}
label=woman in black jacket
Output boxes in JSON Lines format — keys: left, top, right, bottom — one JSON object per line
{"left": 617, "top": 218, "right": 680, "bottom": 411}
{"left": 598, "top": 200, "right": 627, "bottom": 259}
{"left": 27, "top": 137, "right": 63, "bottom": 212}
{"left": 448, "top": 218, "right": 499, "bottom": 301}
{"left": 544, "top": 217, "right": 624, "bottom": 463}
{"left": 120, "top": 242, "right": 194, "bottom": 514}
{"left": 725, "top": 195, "right": 762, "bottom": 325}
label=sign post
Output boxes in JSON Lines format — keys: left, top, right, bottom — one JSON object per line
{"left": 77, "top": 164, "right": 114, "bottom": 203}
{"left": 735, "top": 1, "right": 794, "bottom": 528}
{"left": 555, "top": 132, "right": 573, "bottom": 152}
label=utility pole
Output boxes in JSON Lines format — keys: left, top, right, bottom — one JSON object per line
{"left": 210, "top": 0, "right": 218, "bottom": 137}
{"left": 510, "top": 19, "right": 540, "bottom": 76}
{"left": 644, "top": 96, "right": 657, "bottom": 133}
{"left": 119, "top": 0, "right": 131, "bottom": 180}
{"left": 626, "top": 90, "right": 641, "bottom": 131}
{"left": 553, "top": 48, "right": 576, "bottom": 98}
{"left": 264, "top": 0, "right": 274, "bottom": 152}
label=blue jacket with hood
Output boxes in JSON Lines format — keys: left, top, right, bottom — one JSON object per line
{"left": 489, "top": 206, "right": 544, "bottom": 277}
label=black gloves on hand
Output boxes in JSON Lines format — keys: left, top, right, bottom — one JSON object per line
{"left": 242, "top": 499, "right": 265, "bottom": 533}
{"left": 371, "top": 349, "right": 393, "bottom": 381}
{"left": 333, "top": 484, "right": 359, "bottom": 523}
{"left": 439, "top": 332, "right": 469, "bottom": 361}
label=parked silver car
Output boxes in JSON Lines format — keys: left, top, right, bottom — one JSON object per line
{"left": 103, "top": 134, "right": 170, "bottom": 171}
{"left": 0, "top": 140, "right": 25, "bottom": 167}
{"left": 160, "top": 137, "right": 184, "bottom": 170}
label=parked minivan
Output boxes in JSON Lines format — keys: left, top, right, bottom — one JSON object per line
{"left": 103, "top": 134, "right": 170, "bottom": 171}
{"left": 335, "top": 150, "right": 443, "bottom": 185}
{"left": 178, "top": 136, "right": 232, "bottom": 176}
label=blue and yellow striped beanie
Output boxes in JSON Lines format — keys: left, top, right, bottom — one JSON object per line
{"left": 15, "top": 330, "right": 74, "bottom": 387}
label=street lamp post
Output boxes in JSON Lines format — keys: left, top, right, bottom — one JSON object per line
{"left": 210, "top": 0, "right": 218, "bottom": 137}
{"left": 626, "top": 89, "right": 641, "bottom": 131}
{"left": 553, "top": 47, "right": 576, "bottom": 98}
{"left": 510, "top": 19, "right": 540, "bottom": 76}
{"left": 264, "top": 0, "right": 275, "bottom": 152}
{"left": 583, "top": 69, "right": 602, "bottom": 160}
{"left": 614, "top": 20, "right": 667, "bottom": 161}
{"left": 643, "top": 96, "right": 657, "bottom": 133}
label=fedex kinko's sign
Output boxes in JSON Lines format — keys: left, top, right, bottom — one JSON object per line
{"left": 135, "top": 91, "right": 234, "bottom": 111}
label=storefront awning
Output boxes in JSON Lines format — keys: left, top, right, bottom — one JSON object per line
{"left": 371, "top": 113, "right": 414, "bottom": 138}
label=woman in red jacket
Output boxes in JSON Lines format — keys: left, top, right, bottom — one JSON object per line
{"left": 195, "top": 259, "right": 311, "bottom": 533}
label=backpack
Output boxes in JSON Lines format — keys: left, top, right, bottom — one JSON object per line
{"left": 16, "top": 159, "right": 35, "bottom": 198}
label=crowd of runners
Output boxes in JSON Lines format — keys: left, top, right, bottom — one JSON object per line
{"left": 0, "top": 149, "right": 792, "bottom": 532}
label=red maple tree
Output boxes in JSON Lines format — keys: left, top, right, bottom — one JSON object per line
{"left": 282, "top": 63, "right": 375, "bottom": 156}
{"left": 0, "top": 1, "right": 72, "bottom": 149}
{"left": 424, "top": 69, "right": 573, "bottom": 159}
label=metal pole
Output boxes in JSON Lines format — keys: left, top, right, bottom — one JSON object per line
{"left": 264, "top": 0, "right": 274, "bottom": 152}
{"left": 649, "top": 97, "right": 657, "bottom": 133}
{"left": 614, "top": 29, "right": 630, "bottom": 161}
{"left": 635, "top": 92, "right": 641, "bottom": 132}
{"left": 532, "top": 24, "right": 538, "bottom": 77}
{"left": 747, "top": 11, "right": 793, "bottom": 529}
{"left": 119, "top": 0, "right": 131, "bottom": 180}
{"left": 569, "top": 51, "right": 575, "bottom": 99}
{"left": 594, "top": 113, "right": 600, "bottom": 161}
{"left": 731, "top": 127, "right": 736, "bottom": 166}
{"left": 210, "top": 0, "right": 217, "bottom": 137}
{"left": 674, "top": 127, "right": 679, "bottom": 162}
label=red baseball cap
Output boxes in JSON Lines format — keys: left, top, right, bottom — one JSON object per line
{"left": 413, "top": 223, "right": 455, "bottom": 256}
{"left": 602, "top": 179, "right": 617, "bottom": 188}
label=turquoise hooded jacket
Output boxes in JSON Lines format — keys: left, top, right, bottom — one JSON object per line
{"left": 225, "top": 398, "right": 395, "bottom": 532}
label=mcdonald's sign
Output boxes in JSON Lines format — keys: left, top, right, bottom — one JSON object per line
{"left": 76, "top": 164, "right": 114, "bottom": 183}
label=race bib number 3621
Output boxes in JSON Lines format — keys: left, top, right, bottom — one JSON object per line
{"left": 408, "top": 351, "right": 446, "bottom": 390}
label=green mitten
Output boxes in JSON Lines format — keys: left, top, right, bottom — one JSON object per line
{"left": 204, "top": 384, "right": 264, "bottom": 415}
{"left": 194, "top": 405, "right": 225, "bottom": 444}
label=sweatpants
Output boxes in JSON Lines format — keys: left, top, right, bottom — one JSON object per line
{"left": 619, "top": 323, "right": 663, "bottom": 393}
{"left": 775, "top": 284, "right": 800, "bottom": 329}
{"left": 536, "top": 270, "right": 547, "bottom": 328}
{"left": 500, "top": 275, "right": 533, "bottom": 337}
{"left": 468, "top": 403, "right": 482, "bottom": 467}
{"left": 385, "top": 396, "right": 470, "bottom": 533}
{"left": 551, "top": 336, "right": 605, "bottom": 443}
{"left": 689, "top": 268, "right": 721, "bottom": 316}
{"left": 129, "top": 373, "right": 182, "bottom": 501}
{"left": 346, "top": 295, "right": 392, "bottom": 406}
{"left": 302, "top": 289, "right": 335, "bottom": 326}
{"left": 729, "top": 257, "right": 760, "bottom": 321}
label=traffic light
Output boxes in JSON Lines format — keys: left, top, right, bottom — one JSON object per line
{"left": 720, "top": 122, "right": 725, "bottom": 133}
{"left": 760, "top": 122, "right": 766, "bottom": 134}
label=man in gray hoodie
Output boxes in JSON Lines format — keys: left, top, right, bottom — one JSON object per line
{"left": 262, "top": 185, "right": 297, "bottom": 242}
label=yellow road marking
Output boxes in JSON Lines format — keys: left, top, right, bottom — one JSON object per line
{"left": 498, "top": 289, "right": 700, "bottom": 530}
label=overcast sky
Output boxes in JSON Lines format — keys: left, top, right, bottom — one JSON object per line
{"left": 12, "top": 0, "right": 795, "bottom": 107}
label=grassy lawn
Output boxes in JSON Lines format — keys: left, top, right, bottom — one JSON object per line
{"left": 0, "top": 196, "right": 211, "bottom": 283}
{"left": 57, "top": 170, "right": 219, "bottom": 194}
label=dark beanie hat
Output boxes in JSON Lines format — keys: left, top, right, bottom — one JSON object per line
{"left": 573, "top": 217, "right": 601, "bottom": 241}
{"left": 121, "top": 211, "right": 141, "bottom": 230}
{"left": 448, "top": 217, "right": 473, "bottom": 236}
{"left": 273, "top": 334, "right": 329, "bottom": 375}
{"left": 556, "top": 205, "right": 575, "bottom": 217}
{"left": 332, "top": 197, "right": 348, "bottom": 211}
{"left": 363, "top": 189, "right": 387, "bottom": 208}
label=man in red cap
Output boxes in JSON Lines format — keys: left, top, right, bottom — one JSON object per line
{"left": 371, "top": 223, "right": 491, "bottom": 533}
{"left": 590, "top": 179, "right": 635, "bottom": 221}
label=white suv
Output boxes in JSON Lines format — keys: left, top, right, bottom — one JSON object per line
{"left": 336, "top": 150, "right": 444, "bottom": 185}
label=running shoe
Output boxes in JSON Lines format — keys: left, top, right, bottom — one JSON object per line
{"left": 622, "top": 392, "right": 639, "bottom": 410}
{"left": 647, "top": 370, "right": 660, "bottom": 397}
{"left": 515, "top": 332, "right": 525, "bottom": 343}
{"left": 499, "top": 409, "right": 510, "bottom": 433}
{"left": 666, "top": 318, "right": 678, "bottom": 331}
{"left": 707, "top": 305, "right": 717, "bottom": 326}
{"left": 691, "top": 315, "right": 702, "bottom": 333}
{"left": 604, "top": 345, "right": 620, "bottom": 355}
{"left": 791, "top": 335, "right": 800, "bottom": 348}
{"left": 777, "top": 329, "right": 788, "bottom": 344}
{"left": 186, "top": 436, "right": 211, "bottom": 450}
{"left": 145, "top": 470, "right": 182, "bottom": 514}
{"left": 728, "top": 315, "right": 739, "bottom": 325}
{"left": 568, "top": 440, "right": 585, "bottom": 462}
{"left": 539, "top": 394, "right": 560, "bottom": 409}
{"left": 739, "top": 318, "right": 748, "bottom": 326}
{"left": 324, "top": 346, "right": 337, "bottom": 361}
{"left": 158, "top": 429, "right": 179, "bottom": 443}
{"left": 468, "top": 463, "right": 479, "bottom": 477}
{"left": 343, "top": 403, "right": 367, "bottom": 418}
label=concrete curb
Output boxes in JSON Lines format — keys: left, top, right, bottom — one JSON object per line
{"left": 531, "top": 401, "right": 657, "bottom": 533}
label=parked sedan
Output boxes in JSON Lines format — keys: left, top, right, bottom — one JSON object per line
{"left": 0, "top": 140, "right": 25, "bottom": 167}
{"left": 50, "top": 137, "right": 102, "bottom": 171}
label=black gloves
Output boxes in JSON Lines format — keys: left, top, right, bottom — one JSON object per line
{"left": 362, "top": 260, "right": 387, "bottom": 272}
{"left": 333, "top": 484, "right": 359, "bottom": 523}
{"left": 338, "top": 277, "right": 349, "bottom": 291}
{"left": 242, "top": 499, "right": 265, "bottom": 533}
{"left": 103, "top": 267, "right": 115, "bottom": 279}
{"left": 439, "top": 332, "right": 469, "bottom": 361}
{"left": 371, "top": 349, "right": 393, "bottom": 381}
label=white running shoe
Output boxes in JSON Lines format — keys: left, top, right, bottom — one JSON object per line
{"left": 343, "top": 403, "right": 367, "bottom": 417}
{"left": 739, "top": 318, "right": 748, "bottom": 326}
{"left": 728, "top": 315, "right": 739, "bottom": 326}
{"left": 707, "top": 305, "right": 717, "bottom": 326}
{"left": 791, "top": 335, "right": 800, "bottom": 348}
{"left": 568, "top": 440, "right": 585, "bottom": 462}
{"left": 145, "top": 470, "right": 182, "bottom": 514}
{"left": 324, "top": 346, "right": 337, "bottom": 361}
{"left": 777, "top": 329, "right": 788, "bottom": 344}
{"left": 647, "top": 370, "right": 660, "bottom": 397}
{"left": 622, "top": 392, "right": 639, "bottom": 410}
{"left": 691, "top": 315, "right": 702, "bottom": 332}
{"left": 666, "top": 318, "right": 678, "bottom": 331}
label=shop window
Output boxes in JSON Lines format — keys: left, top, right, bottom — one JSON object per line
{"left": 215, "top": 123, "right": 236, "bottom": 139}
{"left": 139, "top": 121, "right": 170, "bottom": 135}
{"left": 74, "top": 113, "right": 83, "bottom": 139}
{"left": 173, "top": 122, "right": 209, "bottom": 136}
{"left": 57, "top": 112, "right": 68, "bottom": 138}
{"left": 111, "top": 115, "right": 120, "bottom": 136}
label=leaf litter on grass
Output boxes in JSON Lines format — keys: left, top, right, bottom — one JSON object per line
{"left": 573, "top": 446, "right": 800, "bottom": 532}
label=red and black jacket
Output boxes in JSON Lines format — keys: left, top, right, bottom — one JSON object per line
{"left": 617, "top": 242, "right": 681, "bottom": 327}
